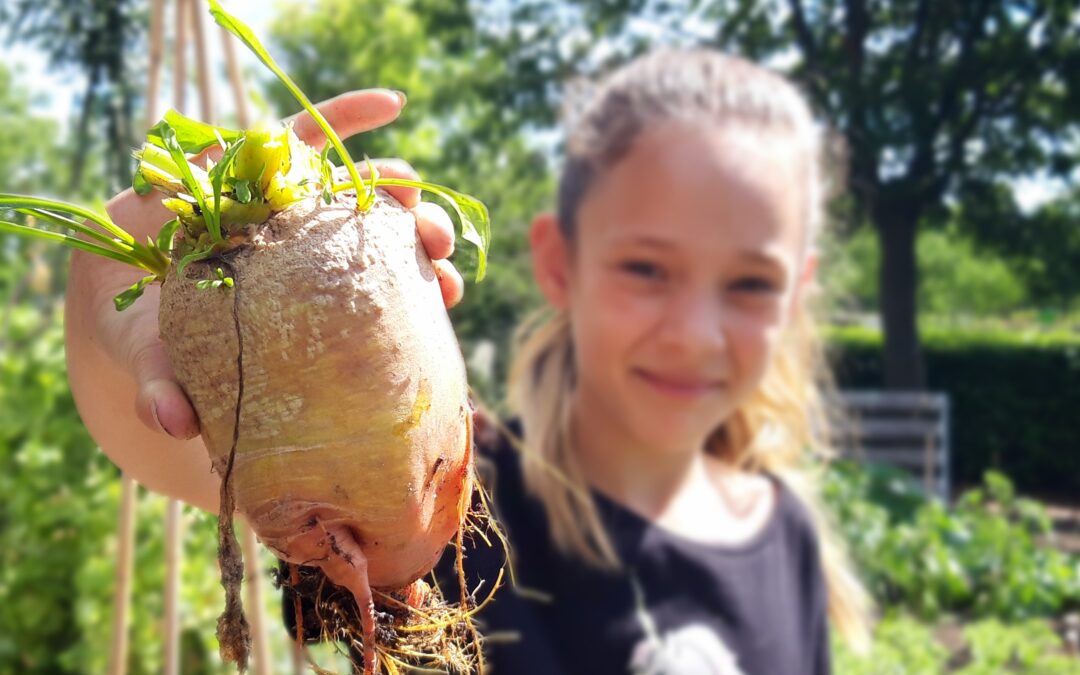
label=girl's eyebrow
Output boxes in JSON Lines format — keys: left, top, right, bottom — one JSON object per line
{"left": 618, "top": 235, "right": 676, "bottom": 249}
{"left": 738, "top": 249, "right": 786, "bottom": 267}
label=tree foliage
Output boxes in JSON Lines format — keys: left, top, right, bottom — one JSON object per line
{"left": 0, "top": 0, "right": 145, "bottom": 194}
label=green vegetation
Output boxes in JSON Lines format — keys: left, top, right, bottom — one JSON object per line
{"left": 825, "top": 463, "right": 1080, "bottom": 620}
{"left": 833, "top": 614, "right": 1079, "bottom": 674}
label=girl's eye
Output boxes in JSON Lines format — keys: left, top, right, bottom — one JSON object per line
{"left": 730, "top": 277, "right": 778, "bottom": 294}
{"left": 620, "top": 260, "right": 666, "bottom": 280}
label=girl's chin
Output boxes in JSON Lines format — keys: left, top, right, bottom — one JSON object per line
{"left": 625, "top": 416, "right": 723, "bottom": 455}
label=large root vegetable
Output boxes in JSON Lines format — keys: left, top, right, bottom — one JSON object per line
{"left": 162, "top": 189, "right": 476, "bottom": 672}
{"left": 0, "top": 2, "right": 496, "bottom": 673}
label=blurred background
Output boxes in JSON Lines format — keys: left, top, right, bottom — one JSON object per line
{"left": 0, "top": 0, "right": 1078, "bottom": 672}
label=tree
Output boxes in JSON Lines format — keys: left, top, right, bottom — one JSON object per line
{"left": 485, "top": 0, "right": 1080, "bottom": 388}
{"left": 0, "top": 0, "right": 145, "bottom": 194}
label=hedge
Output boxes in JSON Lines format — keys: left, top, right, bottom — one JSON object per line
{"left": 825, "top": 324, "right": 1080, "bottom": 496}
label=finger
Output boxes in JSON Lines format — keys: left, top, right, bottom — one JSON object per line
{"left": 131, "top": 341, "right": 201, "bottom": 440}
{"left": 432, "top": 258, "right": 464, "bottom": 309}
{"left": 349, "top": 158, "right": 421, "bottom": 208}
{"left": 413, "top": 201, "right": 455, "bottom": 260}
{"left": 287, "top": 89, "right": 406, "bottom": 151}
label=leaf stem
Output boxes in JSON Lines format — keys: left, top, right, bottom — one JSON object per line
{"left": 0, "top": 194, "right": 135, "bottom": 245}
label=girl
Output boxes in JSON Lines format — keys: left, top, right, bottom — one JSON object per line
{"left": 426, "top": 49, "right": 871, "bottom": 674}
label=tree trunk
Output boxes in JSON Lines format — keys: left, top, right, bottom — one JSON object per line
{"left": 874, "top": 200, "right": 925, "bottom": 389}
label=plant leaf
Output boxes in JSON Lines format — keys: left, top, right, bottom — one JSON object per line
{"left": 147, "top": 109, "right": 242, "bottom": 154}
{"left": 176, "top": 247, "right": 215, "bottom": 278}
{"left": 150, "top": 120, "right": 220, "bottom": 242}
{"left": 0, "top": 220, "right": 146, "bottom": 269}
{"left": 17, "top": 207, "right": 133, "bottom": 252}
{"left": 365, "top": 178, "right": 491, "bottom": 281}
{"left": 234, "top": 179, "right": 252, "bottom": 204}
{"left": 0, "top": 193, "right": 135, "bottom": 245}
{"left": 156, "top": 218, "right": 181, "bottom": 254}
{"left": 208, "top": 137, "right": 247, "bottom": 236}
{"left": 209, "top": 0, "right": 367, "bottom": 205}
{"left": 133, "top": 171, "right": 153, "bottom": 196}
{"left": 113, "top": 275, "right": 157, "bottom": 311}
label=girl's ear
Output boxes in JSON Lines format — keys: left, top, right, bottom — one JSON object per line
{"left": 530, "top": 212, "right": 571, "bottom": 309}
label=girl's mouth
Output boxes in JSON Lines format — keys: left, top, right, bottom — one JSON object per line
{"left": 633, "top": 368, "right": 725, "bottom": 400}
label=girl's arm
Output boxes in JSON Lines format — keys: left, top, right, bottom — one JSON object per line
{"left": 63, "top": 89, "right": 464, "bottom": 513}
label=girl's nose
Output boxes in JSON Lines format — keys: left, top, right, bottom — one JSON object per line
{"left": 656, "top": 289, "right": 726, "bottom": 354}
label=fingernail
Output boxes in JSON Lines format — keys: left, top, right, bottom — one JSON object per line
{"left": 150, "top": 400, "right": 174, "bottom": 438}
{"left": 393, "top": 90, "right": 407, "bottom": 108}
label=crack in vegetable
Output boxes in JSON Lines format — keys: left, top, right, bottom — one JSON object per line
{"left": 214, "top": 257, "right": 252, "bottom": 670}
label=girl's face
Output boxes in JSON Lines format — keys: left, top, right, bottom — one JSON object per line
{"left": 534, "top": 120, "right": 814, "bottom": 454}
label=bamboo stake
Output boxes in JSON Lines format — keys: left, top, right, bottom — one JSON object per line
{"left": 107, "top": 474, "right": 137, "bottom": 675}
{"left": 221, "top": 23, "right": 250, "bottom": 127}
{"left": 163, "top": 499, "right": 183, "bottom": 675}
{"left": 144, "top": 0, "right": 165, "bottom": 132}
{"left": 189, "top": 0, "right": 215, "bottom": 123}
{"left": 173, "top": 0, "right": 188, "bottom": 112}
{"left": 242, "top": 525, "right": 272, "bottom": 675}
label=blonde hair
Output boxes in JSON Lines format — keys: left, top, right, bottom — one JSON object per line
{"left": 507, "top": 49, "right": 871, "bottom": 649}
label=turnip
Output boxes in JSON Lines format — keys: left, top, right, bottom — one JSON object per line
{"left": 0, "top": 2, "right": 497, "bottom": 672}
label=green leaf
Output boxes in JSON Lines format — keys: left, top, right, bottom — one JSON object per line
{"left": 155, "top": 219, "right": 181, "bottom": 254}
{"left": 147, "top": 109, "right": 242, "bottom": 154}
{"left": 149, "top": 120, "right": 220, "bottom": 242}
{"left": 209, "top": 0, "right": 366, "bottom": 205}
{"left": 207, "top": 137, "right": 247, "bottom": 235}
{"left": 113, "top": 275, "right": 157, "bottom": 311}
{"left": 132, "top": 171, "right": 153, "bottom": 196}
{"left": 234, "top": 179, "right": 253, "bottom": 204}
{"left": 364, "top": 177, "right": 492, "bottom": 281}
{"left": 0, "top": 220, "right": 142, "bottom": 269}
{"left": 0, "top": 193, "right": 135, "bottom": 245}
{"left": 176, "top": 247, "right": 215, "bottom": 278}
{"left": 17, "top": 207, "right": 133, "bottom": 252}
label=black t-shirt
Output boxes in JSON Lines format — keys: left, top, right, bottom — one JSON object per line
{"left": 285, "top": 422, "right": 831, "bottom": 675}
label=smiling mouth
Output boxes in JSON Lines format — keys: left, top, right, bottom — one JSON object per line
{"left": 633, "top": 369, "right": 725, "bottom": 398}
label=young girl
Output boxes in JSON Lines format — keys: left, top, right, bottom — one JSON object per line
{"left": 427, "top": 49, "right": 870, "bottom": 674}
{"left": 65, "top": 51, "right": 868, "bottom": 674}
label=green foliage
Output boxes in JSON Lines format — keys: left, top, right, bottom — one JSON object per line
{"left": 824, "top": 462, "right": 1080, "bottom": 621}
{"left": 832, "top": 614, "right": 1078, "bottom": 674}
{"left": 832, "top": 614, "right": 949, "bottom": 674}
{"left": 917, "top": 229, "right": 1027, "bottom": 315}
{"left": 0, "top": 305, "right": 296, "bottom": 673}
{"left": 821, "top": 224, "right": 1032, "bottom": 317}
{"left": 827, "top": 325, "right": 1080, "bottom": 494}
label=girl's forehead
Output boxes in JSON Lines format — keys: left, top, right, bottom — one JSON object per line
{"left": 578, "top": 120, "right": 809, "bottom": 257}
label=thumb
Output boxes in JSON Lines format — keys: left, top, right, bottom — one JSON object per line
{"left": 131, "top": 341, "right": 201, "bottom": 440}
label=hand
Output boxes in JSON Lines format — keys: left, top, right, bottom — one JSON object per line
{"left": 70, "top": 89, "right": 464, "bottom": 441}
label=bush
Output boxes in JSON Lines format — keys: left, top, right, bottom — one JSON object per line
{"left": 824, "top": 461, "right": 1080, "bottom": 621}
{"left": 827, "top": 324, "right": 1080, "bottom": 495}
